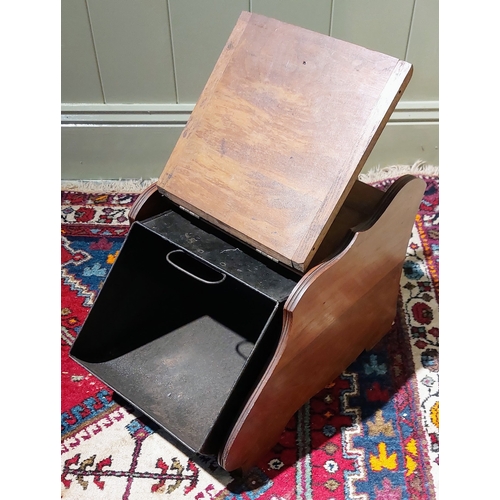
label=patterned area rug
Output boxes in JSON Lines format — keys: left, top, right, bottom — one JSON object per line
{"left": 61, "top": 166, "right": 439, "bottom": 499}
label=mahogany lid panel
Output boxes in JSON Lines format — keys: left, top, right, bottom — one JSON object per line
{"left": 157, "top": 11, "right": 412, "bottom": 271}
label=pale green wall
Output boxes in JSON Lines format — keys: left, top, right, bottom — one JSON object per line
{"left": 61, "top": 0, "right": 438, "bottom": 179}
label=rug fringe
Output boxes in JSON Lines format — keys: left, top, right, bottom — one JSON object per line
{"left": 60, "top": 162, "right": 439, "bottom": 193}
{"left": 60, "top": 178, "right": 158, "bottom": 193}
{"left": 359, "top": 160, "right": 439, "bottom": 183}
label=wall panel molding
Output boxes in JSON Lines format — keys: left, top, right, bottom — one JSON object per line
{"left": 61, "top": 1, "right": 438, "bottom": 178}
{"left": 61, "top": 103, "right": 194, "bottom": 125}
{"left": 61, "top": 100, "right": 438, "bottom": 126}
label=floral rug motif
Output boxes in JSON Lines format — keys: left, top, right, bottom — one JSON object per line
{"left": 61, "top": 170, "right": 438, "bottom": 499}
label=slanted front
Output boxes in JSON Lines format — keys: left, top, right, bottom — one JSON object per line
{"left": 157, "top": 11, "right": 412, "bottom": 271}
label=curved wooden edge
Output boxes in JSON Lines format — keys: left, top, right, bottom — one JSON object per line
{"left": 353, "top": 174, "right": 420, "bottom": 233}
{"left": 128, "top": 183, "right": 172, "bottom": 224}
{"left": 219, "top": 176, "right": 426, "bottom": 472}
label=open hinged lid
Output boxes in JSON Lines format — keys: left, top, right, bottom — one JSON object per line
{"left": 157, "top": 12, "right": 412, "bottom": 272}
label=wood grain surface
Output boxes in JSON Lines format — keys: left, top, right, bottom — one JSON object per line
{"left": 219, "top": 175, "right": 426, "bottom": 471}
{"left": 157, "top": 11, "right": 412, "bottom": 271}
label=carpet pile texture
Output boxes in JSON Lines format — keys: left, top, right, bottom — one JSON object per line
{"left": 61, "top": 166, "right": 439, "bottom": 499}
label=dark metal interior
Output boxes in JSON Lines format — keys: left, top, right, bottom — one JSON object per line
{"left": 70, "top": 210, "right": 300, "bottom": 454}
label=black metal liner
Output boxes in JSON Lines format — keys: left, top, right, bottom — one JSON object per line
{"left": 142, "top": 206, "right": 300, "bottom": 301}
{"left": 70, "top": 210, "right": 300, "bottom": 454}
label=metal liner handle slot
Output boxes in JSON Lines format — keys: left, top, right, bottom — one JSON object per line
{"left": 166, "top": 249, "right": 226, "bottom": 285}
